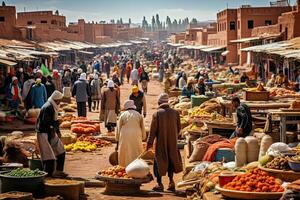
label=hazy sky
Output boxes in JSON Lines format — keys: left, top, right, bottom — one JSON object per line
{"left": 6, "top": 0, "right": 297, "bottom": 23}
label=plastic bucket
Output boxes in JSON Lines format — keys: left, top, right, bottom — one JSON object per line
{"left": 0, "top": 171, "right": 47, "bottom": 197}
{"left": 29, "top": 159, "right": 43, "bottom": 171}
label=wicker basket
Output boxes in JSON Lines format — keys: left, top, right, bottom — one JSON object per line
{"left": 243, "top": 91, "right": 270, "bottom": 101}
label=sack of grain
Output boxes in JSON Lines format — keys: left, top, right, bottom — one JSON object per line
{"left": 235, "top": 138, "right": 247, "bottom": 167}
{"left": 245, "top": 136, "right": 259, "bottom": 163}
{"left": 259, "top": 135, "right": 273, "bottom": 159}
{"left": 189, "top": 141, "right": 210, "bottom": 163}
{"left": 27, "top": 108, "right": 41, "bottom": 118}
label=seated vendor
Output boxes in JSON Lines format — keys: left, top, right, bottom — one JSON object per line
{"left": 240, "top": 72, "right": 249, "bottom": 83}
{"left": 182, "top": 79, "right": 195, "bottom": 99}
{"left": 196, "top": 77, "right": 206, "bottom": 95}
{"left": 230, "top": 97, "right": 252, "bottom": 138}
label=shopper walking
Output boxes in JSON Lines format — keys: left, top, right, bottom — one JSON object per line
{"left": 101, "top": 80, "right": 120, "bottom": 132}
{"left": 147, "top": 93, "right": 183, "bottom": 192}
{"left": 72, "top": 73, "right": 90, "bottom": 117}
{"left": 22, "top": 76, "right": 35, "bottom": 110}
{"left": 91, "top": 74, "right": 101, "bottom": 111}
{"left": 129, "top": 85, "right": 147, "bottom": 117}
{"left": 31, "top": 78, "right": 47, "bottom": 109}
{"left": 7, "top": 76, "right": 22, "bottom": 110}
{"left": 45, "top": 76, "right": 56, "bottom": 99}
{"left": 116, "top": 100, "right": 146, "bottom": 167}
{"left": 139, "top": 67, "right": 149, "bottom": 93}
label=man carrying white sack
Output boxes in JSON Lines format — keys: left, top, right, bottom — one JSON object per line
{"left": 36, "top": 90, "right": 67, "bottom": 178}
{"left": 116, "top": 100, "right": 146, "bottom": 167}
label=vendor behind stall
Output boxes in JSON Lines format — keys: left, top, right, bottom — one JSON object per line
{"left": 230, "top": 97, "right": 252, "bottom": 138}
{"left": 196, "top": 77, "right": 206, "bottom": 95}
{"left": 36, "top": 90, "right": 67, "bottom": 178}
{"left": 182, "top": 79, "right": 195, "bottom": 99}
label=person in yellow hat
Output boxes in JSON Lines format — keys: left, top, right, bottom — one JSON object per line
{"left": 129, "top": 85, "right": 147, "bottom": 117}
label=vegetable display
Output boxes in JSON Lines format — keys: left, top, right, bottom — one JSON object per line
{"left": 4, "top": 168, "right": 45, "bottom": 177}
{"left": 223, "top": 168, "right": 284, "bottom": 192}
{"left": 77, "top": 136, "right": 112, "bottom": 147}
{"left": 71, "top": 123, "right": 100, "bottom": 134}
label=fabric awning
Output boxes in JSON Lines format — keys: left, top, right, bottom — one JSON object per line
{"left": 221, "top": 50, "right": 230, "bottom": 56}
{"left": 0, "top": 59, "right": 17, "bottom": 66}
{"left": 230, "top": 34, "right": 281, "bottom": 43}
{"left": 78, "top": 50, "right": 94, "bottom": 55}
{"left": 202, "top": 46, "right": 226, "bottom": 52}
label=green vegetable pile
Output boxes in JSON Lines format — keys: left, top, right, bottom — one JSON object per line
{"left": 5, "top": 168, "right": 45, "bottom": 177}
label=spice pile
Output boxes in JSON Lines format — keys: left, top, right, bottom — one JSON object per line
{"left": 223, "top": 168, "right": 284, "bottom": 192}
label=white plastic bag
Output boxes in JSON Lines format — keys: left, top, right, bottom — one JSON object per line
{"left": 266, "top": 142, "right": 291, "bottom": 157}
{"left": 125, "top": 159, "right": 150, "bottom": 179}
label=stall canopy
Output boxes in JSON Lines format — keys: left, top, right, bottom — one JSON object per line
{"left": 230, "top": 34, "right": 281, "bottom": 43}
{"left": 0, "top": 58, "right": 17, "bottom": 66}
{"left": 201, "top": 46, "right": 226, "bottom": 53}
{"left": 241, "top": 37, "right": 300, "bottom": 60}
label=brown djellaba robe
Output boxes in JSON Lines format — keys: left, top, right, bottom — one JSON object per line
{"left": 147, "top": 103, "right": 183, "bottom": 176}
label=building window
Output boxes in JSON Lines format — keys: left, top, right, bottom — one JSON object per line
{"left": 0, "top": 17, "right": 5, "bottom": 22}
{"left": 230, "top": 21, "right": 236, "bottom": 30}
{"left": 51, "top": 20, "right": 57, "bottom": 25}
{"left": 41, "top": 20, "right": 47, "bottom": 24}
{"left": 27, "top": 21, "right": 32, "bottom": 25}
{"left": 280, "top": 24, "right": 282, "bottom": 32}
{"left": 248, "top": 20, "right": 254, "bottom": 29}
{"left": 224, "top": 22, "right": 227, "bottom": 31}
{"left": 265, "top": 20, "right": 272, "bottom": 26}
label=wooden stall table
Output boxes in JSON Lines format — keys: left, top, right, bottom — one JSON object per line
{"left": 205, "top": 121, "right": 236, "bottom": 136}
{"left": 203, "top": 192, "right": 224, "bottom": 200}
{"left": 269, "top": 110, "right": 300, "bottom": 143}
{"left": 217, "top": 97, "right": 292, "bottom": 116}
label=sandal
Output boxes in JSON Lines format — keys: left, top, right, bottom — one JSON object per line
{"left": 167, "top": 182, "right": 176, "bottom": 192}
{"left": 152, "top": 184, "right": 164, "bottom": 192}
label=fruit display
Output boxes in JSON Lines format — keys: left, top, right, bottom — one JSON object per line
{"left": 190, "top": 107, "right": 210, "bottom": 117}
{"left": 77, "top": 135, "right": 112, "bottom": 147}
{"left": 71, "top": 123, "right": 100, "bottom": 134}
{"left": 60, "top": 121, "right": 72, "bottom": 128}
{"left": 291, "top": 154, "right": 300, "bottom": 162}
{"left": 62, "top": 106, "right": 76, "bottom": 112}
{"left": 199, "top": 99, "right": 222, "bottom": 113}
{"left": 269, "top": 87, "right": 297, "bottom": 98}
{"left": 223, "top": 168, "right": 284, "bottom": 192}
{"left": 290, "top": 101, "right": 300, "bottom": 109}
{"left": 265, "top": 156, "right": 290, "bottom": 170}
{"left": 4, "top": 168, "right": 45, "bottom": 177}
{"left": 99, "top": 166, "right": 130, "bottom": 179}
{"left": 64, "top": 141, "right": 97, "bottom": 152}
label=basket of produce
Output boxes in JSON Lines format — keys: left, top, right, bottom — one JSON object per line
{"left": 215, "top": 168, "right": 285, "bottom": 200}
{"left": 0, "top": 168, "right": 47, "bottom": 195}
{"left": 243, "top": 84, "right": 269, "bottom": 101}
{"left": 259, "top": 155, "right": 300, "bottom": 182}
{"left": 96, "top": 165, "right": 152, "bottom": 185}
{"left": 44, "top": 179, "right": 84, "bottom": 200}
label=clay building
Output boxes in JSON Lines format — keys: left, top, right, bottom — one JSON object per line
{"left": 206, "top": 4, "right": 292, "bottom": 65}
{"left": 0, "top": 5, "right": 22, "bottom": 39}
{"left": 252, "top": 0, "right": 300, "bottom": 41}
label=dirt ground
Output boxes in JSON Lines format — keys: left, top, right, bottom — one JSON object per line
{"left": 64, "top": 80, "right": 186, "bottom": 200}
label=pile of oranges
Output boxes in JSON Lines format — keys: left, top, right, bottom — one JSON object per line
{"left": 99, "top": 166, "right": 130, "bottom": 179}
{"left": 223, "top": 168, "right": 284, "bottom": 193}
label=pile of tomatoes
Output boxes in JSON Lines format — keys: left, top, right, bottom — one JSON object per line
{"left": 223, "top": 168, "right": 284, "bottom": 192}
